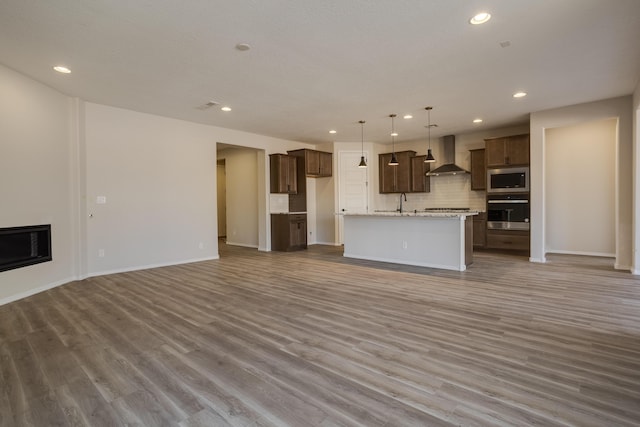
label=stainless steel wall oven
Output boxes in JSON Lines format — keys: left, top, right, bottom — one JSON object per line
{"left": 487, "top": 194, "right": 530, "bottom": 230}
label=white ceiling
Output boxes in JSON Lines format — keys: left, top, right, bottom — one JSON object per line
{"left": 1, "top": 0, "right": 639, "bottom": 145}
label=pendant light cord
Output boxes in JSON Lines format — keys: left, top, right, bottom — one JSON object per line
{"left": 390, "top": 114, "right": 397, "bottom": 152}
{"left": 427, "top": 107, "right": 432, "bottom": 149}
{"left": 358, "top": 120, "right": 367, "bottom": 168}
{"left": 424, "top": 106, "right": 436, "bottom": 163}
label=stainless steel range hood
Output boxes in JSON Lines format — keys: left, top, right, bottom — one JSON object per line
{"left": 426, "top": 135, "right": 470, "bottom": 176}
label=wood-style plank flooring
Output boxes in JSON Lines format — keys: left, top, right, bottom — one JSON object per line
{"left": 1, "top": 243, "right": 640, "bottom": 426}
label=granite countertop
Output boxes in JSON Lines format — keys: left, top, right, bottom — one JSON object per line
{"left": 271, "top": 212, "right": 307, "bottom": 214}
{"left": 342, "top": 210, "right": 479, "bottom": 218}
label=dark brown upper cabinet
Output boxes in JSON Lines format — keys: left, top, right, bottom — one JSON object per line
{"left": 469, "top": 148, "right": 486, "bottom": 190}
{"left": 287, "top": 149, "right": 332, "bottom": 177}
{"left": 485, "top": 134, "right": 530, "bottom": 167}
{"left": 410, "top": 155, "right": 431, "bottom": 193}
{"left": 269, "top": 154, "right": 297, "bottom": 194}
{"left": 379, "top": 151, "right": 416, "bottom": 193}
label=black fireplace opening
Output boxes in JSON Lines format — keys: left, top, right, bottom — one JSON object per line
{"left": 0, "top": 224, "right": 52, "bottom": 273}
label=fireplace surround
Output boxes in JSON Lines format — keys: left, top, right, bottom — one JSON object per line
{"left": 0, "top": 224, "right": 52, "bottom": 272}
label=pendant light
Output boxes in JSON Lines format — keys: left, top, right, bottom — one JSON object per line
{"left": 424, "top": 106, "right": 436, "bottom": 163}
{"left": 358, "top": 120, "right": 367, "bottom": 168}
{"left": 388, "top": 114, "right": 399, "bottom": 166}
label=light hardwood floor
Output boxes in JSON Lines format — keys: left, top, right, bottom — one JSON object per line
{"left": 1, "top": 243, "right": 640, "bottom": 426}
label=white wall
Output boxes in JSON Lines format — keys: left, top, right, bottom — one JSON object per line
{"left": 315, "top": 175, "right": 336, "bottom": 244}
{"left": 530, "top": 96, "right": 633, "bottom": 270}
{"left": 84, "top": 103, "right": 219, "bottom": 275}
{"left": 0, "top": 65, "right": 329, "bottom": 304}
{"left": 218, "top": 147, "right": 260, "bottom": 248}
{"left": 305, "top": 177, "right": 317, "bottom": 244}
{"left": 0, "top": 65, "right": 77, "bottom": 304}
{"left": 545, "top": 118, "right": 617, "bottom": 256}
{"left": 634, "top": 80, "right": 640, "bottom": 274}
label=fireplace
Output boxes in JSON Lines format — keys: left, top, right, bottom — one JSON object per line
{"left": 0, "top": 225, "right": 52, "bottom": 272}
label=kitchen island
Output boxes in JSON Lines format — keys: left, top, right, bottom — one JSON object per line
{"left": 343, "top": 211, "right": 477, "bottom": 271}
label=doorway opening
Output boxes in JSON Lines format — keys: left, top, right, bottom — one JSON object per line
{"left": 544, "top": 118, "right": 617, "bottom": 261}
{"left": 216, "top": 143, "right": 264, "bottom": 251}
{"left": 216, "top": 159, "right": 226, "bottom": 240}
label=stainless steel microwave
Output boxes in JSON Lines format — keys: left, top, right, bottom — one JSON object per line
{"left": 487, "top": 167, "right": 529, "bottom": 193}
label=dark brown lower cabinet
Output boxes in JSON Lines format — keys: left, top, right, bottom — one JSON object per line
{"left": 473, "top": 212, "right": 486, "bottom": 248}
{"left": 271, "top": 214, "right": 307, "bottom": 251}
{"left": 486, "top": 229, "right": 530, "bottom": 251}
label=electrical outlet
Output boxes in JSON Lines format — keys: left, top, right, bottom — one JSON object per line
{"left": 98, "top": 249, "right": 105, "bottom": 257}
{"left": 198, "top": 242, "right": 204, "bottom": 249}
{"left": 402, "top": 241, "right": 408, "bottom": 249}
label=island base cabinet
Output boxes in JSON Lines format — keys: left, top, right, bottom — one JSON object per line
{"left": 486, "top": 230, "right": 529, "bottom": 251}
{"left": 271, "top": 214, "right": 307, "bottom": 251}
{"left": 343, "top": 214, "right": 474, "bottom": 271}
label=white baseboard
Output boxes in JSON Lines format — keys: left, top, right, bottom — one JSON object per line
{"left": 343, "top": 252, "right": 465, "bottom": 271}
{"left": 529, "top": 257, "right": 546, "bottom": 263}
{"left": 312, "top": 241, "right": 341, "bottom": 246}
{"left": 88, "top": 255, "right": 220, "bottom": 278}
{"left": 614, "top": 263, "right": 632, "bottom": 272}
{"left": 0, "top": 276, "right": 77, "bottom": 306}
{"left": 545, "top": 249, "right": 615, "bottom": 257}
{"left": 225, "top": 241, "right": 259, "bottom": 249}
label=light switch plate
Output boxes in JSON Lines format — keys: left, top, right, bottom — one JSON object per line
{"left": 96, "top": 196, "right": 107, "bottom": 204}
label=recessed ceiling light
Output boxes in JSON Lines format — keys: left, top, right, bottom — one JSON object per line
{"left": 470, "top": 12, "right": 491, "bottom": 25}
{"left": 53, "top": 65, "right": 71, "bottom": 74}
{"left": 391, "top": 132, "right": 398, "bottom": 137}
{"left": 513, "top": 91, "right": 527, "bottom": 98}
{"left": 221, "top": 106, "right": 232, "bottom": 111}
{"left": 473, "top": 118, "right": 483, "bottom": 123}
{"left": 403, "top": 115, "right": 413, "bottom": 119}
{"left": 235, "top": 43, "right": 251, "bottom": 51}
{"left": 329, "top": 130, "right": 337, "bottom": 134}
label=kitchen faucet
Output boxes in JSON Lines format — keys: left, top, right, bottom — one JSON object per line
{"left": 398, "top": 192, "right": 407, "bottom": 213}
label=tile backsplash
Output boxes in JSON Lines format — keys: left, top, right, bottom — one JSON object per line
{"left": 373, "top": 174, "right": 486, "bottom": 212}
{"left": 269, "top": 193, "right": 289, "bottom": 213}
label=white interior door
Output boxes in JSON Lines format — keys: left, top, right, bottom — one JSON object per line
{"left": 338, "top": 151, "right": 369, "bottom": 244}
